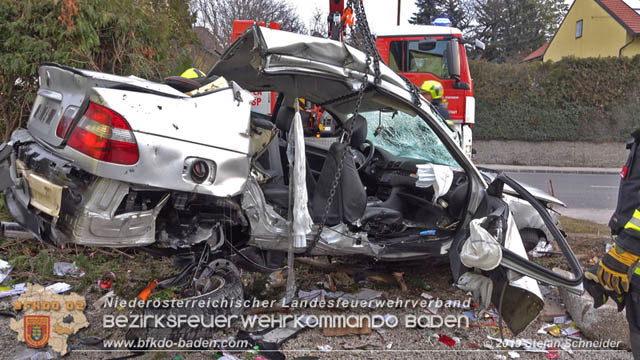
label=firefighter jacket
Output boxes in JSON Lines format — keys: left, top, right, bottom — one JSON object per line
{"left": 610, "top": 129, "right": 640, "bottom": 255}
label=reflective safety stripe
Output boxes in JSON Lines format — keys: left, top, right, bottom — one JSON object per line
{"left": 624, "top": 209, "right": 640, "bottom": 232}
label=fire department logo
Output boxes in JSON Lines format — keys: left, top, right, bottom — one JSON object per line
{"left": 24, "top": 315, "right": 50, "bottom": 348}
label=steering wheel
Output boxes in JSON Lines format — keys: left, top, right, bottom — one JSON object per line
{"left": 356, "top": 139, "right": 376, "bottom": 171}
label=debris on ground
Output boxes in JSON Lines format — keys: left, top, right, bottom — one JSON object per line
{"left": 0, "top": 259, "right": 12, "bottom": 283}
{"left": 297, "top": 287, "right": 382, "bottom": 304}
{"left": 316, "top": 345, "right": 332, "bottom": 351}
{"left": 546, "top": 346, "right": 559, "bottom": 359}
{"left": 342, "top": 342, "right": 382, "bottom": 350}
{"left": 92, "top": 291, "right": 115, "bottom": 309}
{"left": 97, "top": 272, "right": 115, "bottom": 290}
{"left": 539, "top": 297, "right": 567, "bottom": 322}
{"left": 0, "top": 283, "right": 26, "bottom": 298}
{"left": 217, "top": 353, "right": 241, "bottom": 360}
{"left": 340, "top": 288, "right": 382, "bottom": 301}
{"left": 364, "top": 272, "right": 408, "bottom": 293}
{"left": 267, "top": 270, "right": 286, "bottom": 290}
{"left": 328, "top": 271, "right": 354, "bottom": 288}
{"left": 235, "top": 315, "right": 317, "bottom": 358}
{"left": 323, "top": 317, "right": 371, "bottom": 336}
{"left": 53, "top": 262, "right": 85, "bottom": 278}
{"left": 13, "top": 347, "right": 57, "bottom": 360}
{"left": 137, "top": 280, "right": 158, "bottom": 301}
{"left": 393, "top": 272, "right": 408, "bottom": 293}
{"left": 325, "top": 274, "right": 336, "bottom": 291}
{"left": 531, "top": 240, "right": 554, "bottom": 258}
{"left": 540, "top": 321, "right": 581, "bottom": 339}
{"left": 298, "top": 289, "right": 343, "bottom": 301}
{"left": 46, "top": 282, "right": 71, "bottom": 294}
{"left": 437, "top": 334, "right": 457, "bottom": 347}
{"left": 463, "top": 310, "right": 478, "bottom": 321}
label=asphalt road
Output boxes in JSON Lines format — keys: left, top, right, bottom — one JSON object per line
{"left": 505, "top": 171, "right": 620, "bottom": 224}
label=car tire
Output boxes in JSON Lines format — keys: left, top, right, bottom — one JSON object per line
{"left": 520, "top": 228, "right": 542, "bottom": 253}
{"left": 125, "top": 262, "right": 244, "bottom": 348}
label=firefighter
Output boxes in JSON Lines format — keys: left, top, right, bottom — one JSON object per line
{"left": 180, "top": 68, "right": 206, "bottom": 79}
{"left": 420, "top": 80, "right": 454, "bottom": 126}
{"left": 584, "top": 129, "right": 640, "bottom": 358}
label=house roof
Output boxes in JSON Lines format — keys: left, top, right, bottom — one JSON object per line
{"left": 522, "top": 42, "right": 550, "bottom": 62}
{"left": 596, "top": 0, "right": 640, "bottom": 35}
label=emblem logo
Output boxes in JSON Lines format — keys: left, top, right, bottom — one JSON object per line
{"left": 24, "top": 315, "right": 50, "bottom": 348}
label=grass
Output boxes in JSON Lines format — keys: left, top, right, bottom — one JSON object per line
{"left": 559, "top": 215, "right": 610, "bottom": 235}
{"left": 0, "top": 236, "right": 177, "bottom": 298}
{"left": 0, "top": 196, "right": 10, "bottom": 222}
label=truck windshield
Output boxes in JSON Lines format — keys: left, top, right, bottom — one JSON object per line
{"left": 388, "top": 39, "right": 454, "bottom": 79}
{"left": 361, "top": 110, "right": 459, "bottom": 167}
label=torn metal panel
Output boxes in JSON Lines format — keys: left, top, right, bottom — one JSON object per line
{"left": 504, "top": 194, "right": 557, "bottom": 243}
{"left": 455, "top": 272, "right": 493, "bottom": 313}
{"left": 59, "top": 178, "right": 169, "bottom": 247}
{"left": 498, "top": 213, "right": 544, "bottom": 335}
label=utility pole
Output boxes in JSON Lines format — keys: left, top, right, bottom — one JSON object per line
{"left": 397, "top": 0, "right": 401, "bottom": 25}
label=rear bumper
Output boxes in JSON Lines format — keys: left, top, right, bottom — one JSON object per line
{"left": 0, "top": 129, "right": 167, "bottom": 247}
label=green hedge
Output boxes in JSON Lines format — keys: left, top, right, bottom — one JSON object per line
{"left": 470, "top": 56, "right": 640, "bottom": 142}
{"left": 0, "top": 0, "right": 194, "bottom": 141}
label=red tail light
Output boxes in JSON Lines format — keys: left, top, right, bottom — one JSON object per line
{"left": 67, "top": 102, "right": 139, "bottom": 165}
{"left": 56, "top": 106, "right": 78, "bottom": 138}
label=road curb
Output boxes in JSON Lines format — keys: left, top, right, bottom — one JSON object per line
{"left": 476, "top": 164, "right": 620, "bottom": 175}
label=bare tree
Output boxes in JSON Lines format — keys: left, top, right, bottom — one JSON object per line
{"left": 192, "top": 0, "right": 308, "bottom": 52}
{"left": 309, "top": 6, "right": 328, "bottom": 37}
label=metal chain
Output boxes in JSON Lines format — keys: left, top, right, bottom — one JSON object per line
{"left": 400, "top": 74, "right": 422, "bottom": 107}
{"left": 350, "top": 0, "right": 381, "bottom": 84}
{"left": 304, "top": 0, "right": 381, "bottom": 255}
{"left": 304, "top": 73, "right": 368, "bottom": 255}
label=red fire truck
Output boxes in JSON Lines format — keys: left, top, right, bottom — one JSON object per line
{"left": 376, "top": 22, "right": 483, "bottom": 159}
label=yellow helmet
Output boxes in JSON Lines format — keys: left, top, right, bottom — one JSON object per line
{"left": 420, "top": 80, "right": 444, "bottom": 100}
{"left": 180, "top": 68, "right": 206, "bottom": 79}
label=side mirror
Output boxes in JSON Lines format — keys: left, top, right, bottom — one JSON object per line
{"left": 446, "top": 39, "right": 461, "bottom": 80}
{"left": 452, "top": 81, "right": 471, "bottom": 90}
{"left": 418, "top": 39, "right": 437, "bottom": 51}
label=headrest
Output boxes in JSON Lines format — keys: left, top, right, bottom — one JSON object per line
{"left": 344, "top": 115, "right": 367, "bottom": 148}
{"left": 275, "top": 106, "right": 295, "bottom": 133}
{"left": 163, "top": 76, "right": 201, "bottom": 93}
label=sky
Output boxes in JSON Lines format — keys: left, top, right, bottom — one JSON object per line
{"left": 294, "top": 0, "right": 575, "bottom": 34}
{"left": 294, "top": 0, "right": 420, "bottom": 34}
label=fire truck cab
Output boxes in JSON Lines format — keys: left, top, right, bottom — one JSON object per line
{"left": 376, "top": 23, "right": 478, "bottom": 159}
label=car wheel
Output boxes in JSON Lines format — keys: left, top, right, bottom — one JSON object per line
{"left": 125, "top": 261, "right": 244, "bottom": 348}
{"left": 520, "top": 228, "right": 542, "bottom": 253}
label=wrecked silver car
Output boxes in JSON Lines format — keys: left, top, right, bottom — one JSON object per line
{"left": 0, "top": 25, "right": 582, "bottom": 337}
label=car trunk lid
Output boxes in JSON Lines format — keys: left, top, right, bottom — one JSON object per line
{"left": 27, "top": 64, "right": 187, "bottom": 148}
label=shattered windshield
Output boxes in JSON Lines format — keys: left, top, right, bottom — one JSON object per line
{"left": 362, "top": 110, "right": 459, "bottom": 167}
